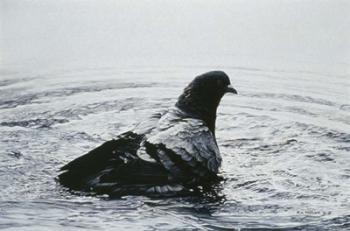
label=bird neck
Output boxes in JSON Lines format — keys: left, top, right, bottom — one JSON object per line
{"left": 175, "top": 91, "right": 220, "bottom": 136}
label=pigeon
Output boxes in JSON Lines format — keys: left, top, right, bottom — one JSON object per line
{"left": 58, "top": 71, "right": 237, "bottom": 197}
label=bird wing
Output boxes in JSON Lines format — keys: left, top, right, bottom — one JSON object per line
{"left": 143, "top": 115, "right": 222, "bottom": 184}
{"left": 58, "top": 130, "right": 180, "bottom": 195}
{"left": 58, "top": 112, "right": 168, "bottom": 191}
{"left": 58, "top": 131, "right": 143, "bottom": 189}
{"left": 60, "top": 131, "right": 141, "bottom": 171}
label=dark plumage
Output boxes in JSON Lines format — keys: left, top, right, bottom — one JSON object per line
{"left": 58, "top": 71, "right": 237, "bottom": 197}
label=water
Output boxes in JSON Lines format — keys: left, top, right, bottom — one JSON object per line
{"left": 1, "top": 1, "right": 350, "bottom": 230}
{"left": 0, "top": 65, "right": 349, "bottom": 230}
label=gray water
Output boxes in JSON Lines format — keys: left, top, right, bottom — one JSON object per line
{"left": 1, "top": 1, "right": 350, "bottom": 230}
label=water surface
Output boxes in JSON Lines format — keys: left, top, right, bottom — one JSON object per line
{"left": 1, "top": 65, "right": 349, "bottom": 230}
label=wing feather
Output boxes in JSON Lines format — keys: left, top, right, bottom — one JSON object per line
{"left": 144, "top": 115, "right": 221, "bottom": 183}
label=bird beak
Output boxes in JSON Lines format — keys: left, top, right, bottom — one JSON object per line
{"left": 225, "top": 84, "right": 238, "bottom": 94}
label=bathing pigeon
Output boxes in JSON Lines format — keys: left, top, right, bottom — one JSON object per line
{"left": 58, "top": 71, "right": 237, "bottom": 197}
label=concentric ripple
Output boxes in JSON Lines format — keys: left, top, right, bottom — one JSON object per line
{"left": 0, "top": 66, "right": 349, "bottom": 230}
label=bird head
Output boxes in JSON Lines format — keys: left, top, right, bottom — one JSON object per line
{"left": 176, "top": 71, "right": 237, "bottom": 134}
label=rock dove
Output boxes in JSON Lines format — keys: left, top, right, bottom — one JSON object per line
{"left": 58, "top": 71, "right": 237, "bottom": 197}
